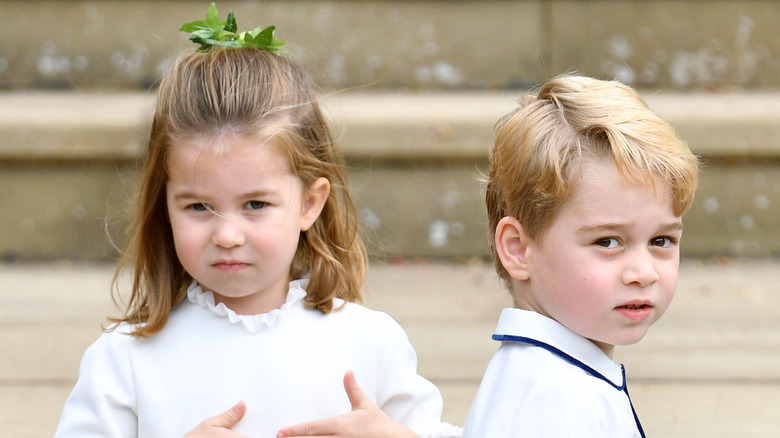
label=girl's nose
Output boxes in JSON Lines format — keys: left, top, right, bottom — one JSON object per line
{"left": 622, "top": 248, "right": 660, "bottom": 287}
{"left": 211, "top": 215, "right": 246, "bottom": 248}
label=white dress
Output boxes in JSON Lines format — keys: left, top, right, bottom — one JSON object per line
{"left": 55, "top": 279, "right": 462, "bottom": 438}
{"left": 462, "top": 308, "right": 645, "bottom": 438}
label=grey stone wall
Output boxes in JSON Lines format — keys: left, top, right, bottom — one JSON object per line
{"left": 3, "top": 1, "right": 780, "bottom": 90}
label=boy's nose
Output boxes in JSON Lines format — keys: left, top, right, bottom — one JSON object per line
{"left": 211, "top": 215, "right": 246, "bottom": 248}
{"left": 622, "top": 248, "right": 660, "bottom": 287}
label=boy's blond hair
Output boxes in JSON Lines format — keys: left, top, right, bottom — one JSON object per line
{"left": 485, "top": 75, "right": 699, "bottom": 287}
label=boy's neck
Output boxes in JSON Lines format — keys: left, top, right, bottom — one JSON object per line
{"left": 511, "top": 290, "right": 616, "bottom": 358}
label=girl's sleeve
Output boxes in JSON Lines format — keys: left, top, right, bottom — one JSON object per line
{"left": 54, "top": 332, "right": 138, "bottom": 438}
{"left": 373, "top": 313, "right": 462, "bottom": 438}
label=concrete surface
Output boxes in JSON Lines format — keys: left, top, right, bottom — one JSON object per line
{"left": 1, "top": 258, "right": 779, "bottom": 437}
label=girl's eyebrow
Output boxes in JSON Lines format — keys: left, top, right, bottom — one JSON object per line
{"left": 243, "top": 190, "right": 277, "bottom": 198}
{"left": 170, "top": 190, "right": 200, "bottom": 202}
{"left": 171, "top": 189, "right": 277, "bottom": 202}
{"left": 169, "top": 187, "right": 206, "bottom": 202}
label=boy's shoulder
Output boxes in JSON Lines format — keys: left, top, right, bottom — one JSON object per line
{"left": 485, "top": 308, "right": 627, "bottom": 400}
{"left": 466, "top": 337, "right": 633, "bottom": 437}
{"left": 491, "top": 337, "right": 610, "bottom": 388}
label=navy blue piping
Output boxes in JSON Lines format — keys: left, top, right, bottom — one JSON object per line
{"left": 493, "top": 334, "right": 646, "bottom": 438}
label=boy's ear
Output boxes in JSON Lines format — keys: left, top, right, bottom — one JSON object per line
{"left": 300, "top": 177, "right": 330, "bottom": 232}
{"left": 495, "top": 216, "right": 531, "bottom": 281}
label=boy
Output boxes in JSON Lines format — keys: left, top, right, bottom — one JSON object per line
{"left": 462, "top": 75, "right": 699, "bottom": 437}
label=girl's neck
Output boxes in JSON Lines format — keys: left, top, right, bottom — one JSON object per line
{"left": 207, "top": 282, "right": 290, "bottom": 315}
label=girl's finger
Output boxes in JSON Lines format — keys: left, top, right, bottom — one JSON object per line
{"left": 207, "top": 401, "right": 247, "bottom": 429}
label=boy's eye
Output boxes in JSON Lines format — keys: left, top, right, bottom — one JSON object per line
{"left": 246, "top": 200, "right": 266, "bottom": 210}
{"left": 650, "top": 236, "right": 676, "bottom": 247}
{"left": 594, "top": 237, "right": 619, "bottom": 249}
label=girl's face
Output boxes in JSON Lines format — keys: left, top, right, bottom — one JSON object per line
{"left": 503, "top": 158, "right": 682, "bottom": 357}
{"left": 166, "top": 134, "right": 329, "bottom": 315}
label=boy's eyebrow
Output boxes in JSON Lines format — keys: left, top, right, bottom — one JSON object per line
{"left": 577, "top": 221, "right": 684, "bottom": 234}
{"left": 658, "top": 221, "right": 685, "bottom": 233}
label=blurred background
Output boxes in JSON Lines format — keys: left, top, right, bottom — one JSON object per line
{"left": 1, "top": 1, "right": 778, "bottom": 437}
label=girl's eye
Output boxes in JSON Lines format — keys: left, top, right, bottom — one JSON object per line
{"left": 650, "top": 236, "right": 676, "bottom": 247}
{"left": 594, "top": 237, "right": 619, "bottom": 249}
{"left": 246, "top": 200, "right": 266, "bottom": 210}
{"left": 190, "top": 203, "right": 209, "bottom": 212}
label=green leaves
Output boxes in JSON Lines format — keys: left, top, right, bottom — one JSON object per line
{"left": 178, "top": 2, "right": 285, "bottom": 54}
{"left": 243, "top": 26, "right": 285, "bottom": 51}
{"left": 178, "top": 3, "right": 224, "bottom": 34}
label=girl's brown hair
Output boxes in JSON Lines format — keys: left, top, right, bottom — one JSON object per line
{"left": 110, "top": 48, "right": 366, "bottom": 337}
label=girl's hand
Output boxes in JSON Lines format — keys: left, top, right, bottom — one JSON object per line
{"left": 184, "top": 401, "right": 251, "bottom": 438}
{"left": 276, "top": 371, "right": 420, "bottom": 438}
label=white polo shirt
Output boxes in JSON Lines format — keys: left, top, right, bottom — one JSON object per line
{"left": 462, "top": 308, "right": 645, "bottom": 437}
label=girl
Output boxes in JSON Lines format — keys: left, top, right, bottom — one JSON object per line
{"left": 54, "top": 21, "right": 458, "bottom": 438}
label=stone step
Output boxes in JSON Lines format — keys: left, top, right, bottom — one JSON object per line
{"left": 3, "top": 1, "right": 780, "bottom": 90}
{"left": 1, "top": 90, "right": 779, "bottom": 260}
{"left": 2, "top": 260, "right": 779, "bottom": 436}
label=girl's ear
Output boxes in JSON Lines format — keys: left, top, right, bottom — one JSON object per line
{"left": 300, "top": 177, "right": 330, "bottom": 231}
{"left": 495, "top": 216, "right": 531, "bottom": 281}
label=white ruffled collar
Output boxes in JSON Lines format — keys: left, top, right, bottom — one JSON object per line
{"left": 186, "top": 279, "right": 308, "bottom": 333}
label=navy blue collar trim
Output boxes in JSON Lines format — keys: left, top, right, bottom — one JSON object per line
{"left": 493, "top": 334, "right": 646, "bottom": 438}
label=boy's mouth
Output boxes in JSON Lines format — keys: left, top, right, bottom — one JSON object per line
{"left": 615, "top": 302, "right": 653, "bottom": 321}
{"left": 620, "top": 303, "right": 649, "bottom": 310}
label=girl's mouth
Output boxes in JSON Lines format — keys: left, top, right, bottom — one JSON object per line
{"left": 214, "top": 262, "right": 249, "bottom": 272}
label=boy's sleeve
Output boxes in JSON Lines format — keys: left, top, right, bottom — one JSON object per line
{"left": 373, "top": 313, "right": 462, "bottom": 438}
{"left": 54, "top": 332, "right": 138, "bottom": 438}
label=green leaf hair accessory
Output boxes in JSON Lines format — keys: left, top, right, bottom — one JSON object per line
{"left": 179, "top": 2, "right": 285, "bottom": 54}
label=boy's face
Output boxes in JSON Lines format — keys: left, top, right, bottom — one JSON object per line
{"left": 516, "top": 158, "right": 682, "bottom": 357}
